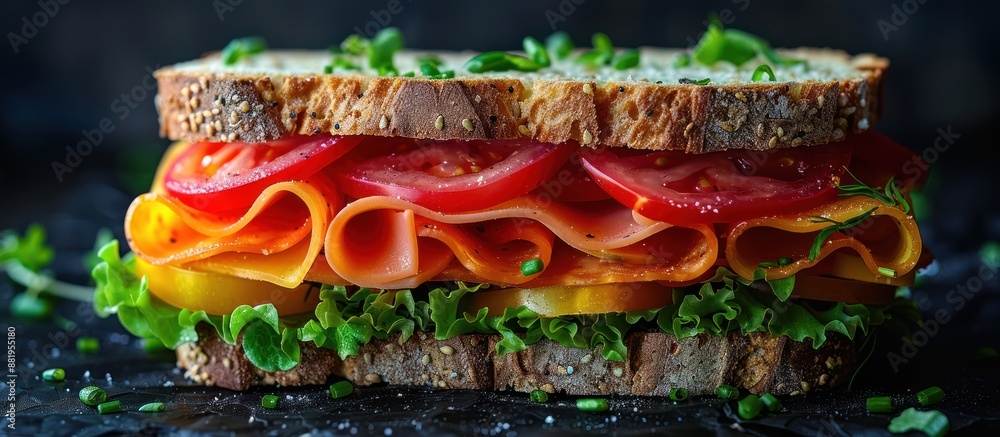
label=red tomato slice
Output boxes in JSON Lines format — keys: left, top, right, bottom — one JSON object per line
{"left": 845, "top": 132, "right": 927, "bottom": 192}
{"left": 335, "top": 137, "right": 575, "bottom": 212}
{"left": 531, "top": 151, "right": 611, "bottom": 202}
{"left": 164, "top": 135, "right": 361, "bottom": 212}
{"left": 579, "top": 142, "right": 851, "bottom": 225}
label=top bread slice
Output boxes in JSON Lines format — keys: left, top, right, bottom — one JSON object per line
{"left": 154, "top": 48, "right": 888, "bottom": 153}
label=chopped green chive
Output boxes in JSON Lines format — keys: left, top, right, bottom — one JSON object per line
{"left": 751, "top": 64, "right": 776, "bottom": 82}
{"left": 340, "top": 34, "right": 368, "bottom": 55}
{"left": 464, "top": 51, "right": 544, "bottom": 73}
{"left": 592, "top": 33, "right": 613, "bottom": 53}
{"left": 79, "top": 386, "right": 107, "bottom": 406}
{"left": 673, "top": 54, "right": 691, "bottom": 68}
{"left": 42, "top": 368, "right": 65, "bottom": 381}
{"left": 262, "top": 394, "right": 280, "bottom": 409}
{"left": 77, "top": 337, "right": 100, "bottom": 354}
{"left": 221, "top": 36, "right": 267, "bottom": 66}
{"left": 808, "top": 207, "right": 878, "bottom": 261}
{"left": 529, "top": 389, "right": 549, "bottom": 403}
{"left": 575, "top": 33, "right": 616, "bottom": 68}
{"left": 836, "top": 170, "right": 910, "bottom": 213}
{"left": 759, "top": 261, "right": 779, "bottom": 268}
{"left": 878, "top": 267, "right": 898, "bottom": 278}
{"left": 545, "top": 31, "right": 574, "bottom": 60}
{"left": 888, "top": 408, "right": 950, "bottom": 437}
{"left": 329, "top": 381, "right": 354, "bottom": 399}
{"left": 138, "top": 402, "right": 165, "bottom": 412}
{"left": 523, "top": 36, "right": 551, "bottom": 67}
{"left": 778, "top": 257, "right": 793, "bottom": 265}
{"left": 368, "top": 27, "right": 404, "bottom": 73}
{"left": 716, "top": 384, "right": 739, "bottom": 400}
{"left": 612, "top": 49, "right": 640, "bottom": 70}
{"left": 576, "top": 398, "right": 609, "bottom": 412}
{"left": 575, "top": 50, "right": 612, "bottom": 67}
{"left": 521, "top": 258, "right": 544, "bottom": 276}
{"left": 97, "top": 400, "right": 120, "bottom": 414}
{"left": 692, "top": 20, "right": 803, "bottom": 68}
{"left": 917, "top": 386, "right": 944, "bottom": 406}
{"left": 867, "top": 396, "right": 893, "bottom": 413}
{"left": 760, "top": 393, "right": 783, "bottom": 412}
{"left": 668, "top": 388, "right": 688, "bottom": 401}
{"left": 737, "top": 394, "right": 763, "bottom": 419}
{"left": 679, "top": 77, "right": 711, "bottom": 86}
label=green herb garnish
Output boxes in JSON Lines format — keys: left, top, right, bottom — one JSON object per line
{"left": 262, "top": 394, "right": 279, "bottom": 409}
{"left": 464, "top": 51, "right": 544, "bottom": 73}
{"left": 807, "top": 207, "right": 879, "bottom": 261}
{"left": 867, "top": 396, "right": 893, "bottom": 413}
{"left": 737, "top": 394, "right": 763, "bottom": 419}
{"left": 878, "top": 267, "right": 898, "bottom": 278}
{"left": 716, "top": 384, "right": 739, "bottom": 400}
{"left": 77, "top": 337, "right": 101, "bottom": 354}
{"left": 751, "top": 64, "right": 776, "bottom": 82}
{"left": 917, "top": 386, "right": 944, "bottom": 406}
{"left": 693, "top": 20, "right": 802, "bottom": 68}
{"left": 668, "top": 387, "right": 688, "bottom": 401}
{"left": 837, "top": 169, "right": 911, "bottom": 214}
{"left": 576, "top": 398, "right": 609, "bottom": 412}
{"left": 575, "top": 33, "right": 616, "bottom": 68}
{"left": 545, "top": 31, "right": 574, "bottom": 60}
{"left": 42, "top": 368, "right": 65, "bottom": 381}
{"left": 529, "top": 389, "right": 549, "bottom": 403}
{"left": 888, "top": 408, "right": 950, "bottom": 437}
{"left": 612, "top": 49, "right": 640, "bottom": 70}
{"left": 415, "top": 55, "right": 454, "bottom": 79}
{"left": 673, "top": 54, "right": 691, "bottom": 68}
{"left": 760, "top": 393, "right": 783, "bottom": 412}
{"left": 523, "top": 36, "right": 551, "bottom": 67}
{"left": 329, "top": 381, "right": 354, "bottom": 399}
{"left": 97, "top": 400, "right": 120, "bottom": 414}
{"left": 79, "top": 386, "right": 107, "bottom": 406}
{"left": 138, "top": 402, "right": 165, "bottom": 412}
{"left": 520, "top": 258, "right": 544, "bottom": 276}
{"left": 3, "top": 225, "right": 115, "bottom": 317}
{"left": 679, "top": 77, "right": 711, "bottom": 85}
{"left": 340, "top": 34, "right": 368, "bottom": 55}
{"left": 221, "top": 36, "right": 267, "bottom": 66}
{"left": 368, "top": 27, "right": 404, "bottom": 72}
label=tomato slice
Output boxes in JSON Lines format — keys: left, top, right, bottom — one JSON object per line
{"left": 163, "top": 134, "right": 361, "bottom": 212}
{"left": 335, "top": 137, "right": 574, "bottom": 212}
{"left": 135, "top": 258, "right": 321, "bottom": 316}
{"left": 579, "top": 142, "right": 851, "bottom": 225}
{"left": 531, "top": 151, "right": 611, "bottom": 202}
{"left": 459, "top": 282, "right": 673, "bottom": 317}
{"left": 846, "top": 132, "right": 927, "bottom": 192}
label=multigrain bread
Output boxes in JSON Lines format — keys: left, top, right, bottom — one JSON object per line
{"left": 155, "top": 48, "right": 887, "bottom": 153}
{"left": 177, "top": 324, "right": 855, "bottom": 395}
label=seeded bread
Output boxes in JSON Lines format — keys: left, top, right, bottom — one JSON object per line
{"left": 155, "top": 48, "right": 887, "bottom": 153}
{"left": 177, "top": 324, "right": 855, "bottom": 396}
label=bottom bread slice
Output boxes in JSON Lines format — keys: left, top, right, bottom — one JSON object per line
{"left": 176, "top": 324, "right": 855, "bottom": 395}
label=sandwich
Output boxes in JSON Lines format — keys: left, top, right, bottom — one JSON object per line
{"left": 91, "top": 25, "right": 926, "bottom": 396}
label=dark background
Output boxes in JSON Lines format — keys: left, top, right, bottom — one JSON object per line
{"left": 2, "top": 1, "right": 999, "bottom": 435}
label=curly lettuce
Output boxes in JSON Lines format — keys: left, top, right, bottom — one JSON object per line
{"left": 92, "top": 240, "right": 917, "bottom": 372}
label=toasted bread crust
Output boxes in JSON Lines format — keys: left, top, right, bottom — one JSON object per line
{"left": 155, "top": 49, "right": 886, "bottom": 153}
{"left": 177, "top": 325, "right": 855, "bottom": 396}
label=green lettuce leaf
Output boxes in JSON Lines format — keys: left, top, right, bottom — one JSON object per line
{"left": 91, "top": 240, "right": 916, "bottom": 373}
